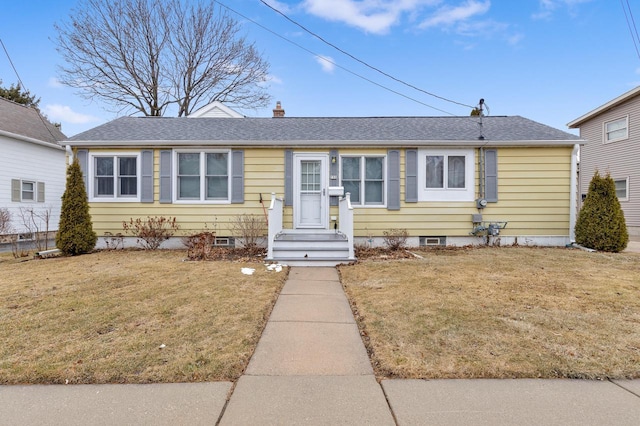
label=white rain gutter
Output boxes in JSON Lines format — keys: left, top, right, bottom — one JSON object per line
{"left": 65, "top": 145, "right": 74, "bottom": 166}
{"left": 569, "top": 144, "right": 579, "bottom": 242}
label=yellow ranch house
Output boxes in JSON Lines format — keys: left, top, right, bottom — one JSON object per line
{"left": 65, "top": 102, "right": 583, "bottom": 265}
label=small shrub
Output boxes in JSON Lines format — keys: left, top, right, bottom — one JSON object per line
{"left": 383, "top": 228, "right": 409, "bottom": 251}
{"left": 230, "top": 214, "right": 266, "bottom": 251}
{"left": 122, "top": 216, "right": 179, "bottom": 250}
{"left": 183, "top": 231, "right": 217, "bottom": 260}
{"left": 575, "top": 171, "right": 628, "bottom": 252}
{"left": 56, "top": 155, "right": 97, "bottom": 255}
{"left": 103, "top": 232, "right": 124, "bottom": 250}
{"left": 0, "top": 208, "right": 11, "bottom": 235}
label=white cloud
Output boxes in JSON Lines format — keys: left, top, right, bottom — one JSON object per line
{"left": 263, "top": 0, "right": 293, "bottom": 14}
{"left": 302, "top": 0, "right": 439, "bottom": 34}
{"left": 43, "top": 104, "right": 100, "bottom": 124}
{"left": 419, "top": 0, "right": 491, "bottom": 29}
{"left": 48, "top": 77, "right": 63, "bottom": 89}
{"left": 315, "top": 55, "right": 336, "bottom": 73}
{"left": 267, "top": 74, "right": 284, "bottom": 84}
{"left": 532, "top": 0, "right": 592, "bottom": 20}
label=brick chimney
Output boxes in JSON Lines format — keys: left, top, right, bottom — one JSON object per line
{"left": 272, "top": 101, "right": 285, "bottom": 118}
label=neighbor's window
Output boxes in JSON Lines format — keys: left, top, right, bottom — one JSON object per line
{"left": 176, "top": 151, "right": 229, "bottom": 201}
{"left": 21, "top": 181, "right": 35, "bottom": 201}
{"left": 93, "top": 155, "right": 138, "bottom": 199}
{"left": 341, "top": 156, "right": 385, "bottom": 206}
{"left": 425, "top": 155, "right": 466, "bottom": 189}
{"left": 604, "top": 117, "right": 628, "bottom": 143}
{"left": 614, "top": 178, "right": 629, "bottom": 201}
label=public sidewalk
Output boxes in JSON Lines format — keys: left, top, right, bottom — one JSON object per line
{"left": 1, "top": 267, "right": 640, "bottom": 425}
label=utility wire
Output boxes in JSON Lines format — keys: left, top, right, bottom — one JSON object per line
{"left": 621, "top": 0, "right": 640, "bottom": 61}
{"left": 215, "top": 0, "right": 456, "bottom": 115}
{"left": 259, "top": 0, "right": 475, "bottom": 110}
{"left": 0, "top": 37, "right": 60, "bottom": 142}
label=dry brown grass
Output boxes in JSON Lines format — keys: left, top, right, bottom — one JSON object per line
{"left": 0, "top": 250, "right": 287, "bottom": 385}
{"left": 339, "top": 246, "right": 640, "bottom": 380}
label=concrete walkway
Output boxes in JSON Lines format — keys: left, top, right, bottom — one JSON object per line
{"left": 2, "top": 267, "right": 640, "bottom": 425}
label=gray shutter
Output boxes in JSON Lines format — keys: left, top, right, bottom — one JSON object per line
{"left": 330, "top": 149, "right": 339, "bottom": 206}
{"left": 387, "top": 149, "right": 401, "bottom": 210}
{"left": 159, "top": 150, "right": 172, "bottom": 203}
{"left": 76, "top": 149, "right": 89, "bottom": 195}
{"left": 284, "top": 150, "right": 293, "bottom": 206}
{"left": 11, "top": 179, "right": 20, "bottom": 202}
{"left": 485, "top": 149, "right": 498, "bottom": 202}
{"left": 405, "top": 149, "right": 418, "bottom": 203}
{"left": 231, "top": 150, "right": 244, "bottom": 203}
{"left": 37, "top": 182, "right": 45, "bottom": 202}
{"left": 141, "top": 150, "right": 154, "bottom": 203}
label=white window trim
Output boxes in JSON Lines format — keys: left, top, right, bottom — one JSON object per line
{"left": 21, "top": 180, "right": 36, "bottom": 202}
{"left": 603, "top": 116, "right": 629, "bottom": 144}
{"left": 88, "top": 152, "right": 141, "bottom": 202}
{"left": 173, "top": 149, "right": 232, "bottom": 204}
{"left": 340, "top": 154, "right": 387, "bottom": 208}
{"left": 417, "top": 149, "right": 475, "bottom": 202}
{"left": 614, "top": 177, "right": 630, "bottom": 202}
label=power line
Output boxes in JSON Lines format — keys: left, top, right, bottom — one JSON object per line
{"left": 0, "top": 37, "right": 60, "bottom": 142}
{"left": 259, "top": 0, "right": 475, "bottom": 110}
{"left": 621, "top": 0, "right": 640, "bottom": 61}
{"left": 214, "top": 0, "right": 456, "bottom": 115}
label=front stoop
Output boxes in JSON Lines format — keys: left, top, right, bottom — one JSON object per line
{"left": 266, "top": 230, "right": 356, "bottom": 267}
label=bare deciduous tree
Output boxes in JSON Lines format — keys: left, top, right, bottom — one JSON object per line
{"left": 55, "top": 0, "right": 270, "bottom": 117}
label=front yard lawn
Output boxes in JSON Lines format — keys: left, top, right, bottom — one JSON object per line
{"left": 0, "top": 250, "right": 286, "bottom": 384}
{"left": 340, "top": 247, "right": 640, "bottom": 380}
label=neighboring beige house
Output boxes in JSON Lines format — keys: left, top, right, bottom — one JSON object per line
{"left": 568, "top": 86, "right": 640, "bottom": 239}
{"left": 0, "top": 97, "right": 67, "bottom": 245}
{"left": 66, "top": 102, "right": 583, "bottom": 265}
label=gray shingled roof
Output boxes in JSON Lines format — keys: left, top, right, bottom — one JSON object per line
{"left": 0, "top": 97, "right": 66, "bottom": 144}
{"left": 68, "top": 115, "right": 581, "bottom": 146}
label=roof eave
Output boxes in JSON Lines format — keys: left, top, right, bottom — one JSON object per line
{"left": 568, "top": 85, "right": 640, "bottom": 128}
{"left": 1, "top": 129, "right": 65, "bottom": 150}
{"left": 64, "top": 139, "right": 584, "bottom": 148}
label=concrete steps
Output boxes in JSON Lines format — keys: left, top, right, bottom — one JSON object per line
{"left": 267, "top": 230, "right": 355, "bottom": 266}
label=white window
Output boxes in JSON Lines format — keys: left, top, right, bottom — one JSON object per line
{"left": 89, "top": 153, "right": 140, "bottom": 201}
{"left": 11, "top": 179, "right": 44, "bottom": 203}
{"left": 614, "top": 178, "right": 629, "bottom": 201}
{"left": 604, "top": 117, "right": 628, "bottom": 143}
{"left": 340, "top": 156, "right": 385, "bottom": 206}
{"left": 417, "top": 149, "right": 475, "bottom": 202}
{"left": 21, "top": 181, "right": 35, "bottom": 201}
{"left": 175, "top": 151, "right": 230, "bottom": 203}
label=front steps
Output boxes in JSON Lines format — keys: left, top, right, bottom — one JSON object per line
{"left": 267, "top": 230, "right": 356, "bottom": 267}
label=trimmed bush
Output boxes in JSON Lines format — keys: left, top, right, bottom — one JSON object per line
{"left": 56, "top": 156, "right": 97, "bottom": 255}
{"left": 575, "top": 170, "right": 628, "bottom": 252}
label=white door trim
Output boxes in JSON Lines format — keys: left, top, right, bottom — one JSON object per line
{"left": 293, "top": 153, "right": 329, "bottom": 229}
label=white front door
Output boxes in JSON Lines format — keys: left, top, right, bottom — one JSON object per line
{"left": 294, "top": 154, "right": 328, "bottom": 229}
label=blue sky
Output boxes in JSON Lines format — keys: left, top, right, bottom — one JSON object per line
{"left": 0, "top": 0, "right": 638, "bottom": 136}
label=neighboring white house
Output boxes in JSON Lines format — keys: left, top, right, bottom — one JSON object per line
{"left": 0, "top": 97, "right": 67, "bottom": 243}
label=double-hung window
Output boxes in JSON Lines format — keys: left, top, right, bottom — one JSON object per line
{"left": 614, "top": 178, "right": 629, "bottom": 201}
{"left": 21, "top": 181, "right": 35, "bottom": 201}
{"left": 341, "top": 156, "right": 385, "bottom": 206}
{"left": 176, "top": 151, "right": 229, "bottom": 202}
{"left": 91, "top": 154, "right": 139, "bottom": 200}
{"left": 604, "top": 117, "right": 628, "bottom": 143}
{"left": 425, "top": 154, "right": 466, "bottom": 189}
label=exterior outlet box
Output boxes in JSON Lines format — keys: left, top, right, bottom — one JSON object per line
{"left": 328, "top": 186, "right": 344, "bottom": 196}
{"left": 472, "top": 214, "right": 483, "bottom": 223}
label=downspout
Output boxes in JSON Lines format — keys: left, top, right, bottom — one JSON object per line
{"left": 569, "top": 144, "right": 579, "bottom": 243}
{"left": 65, "top": 145, "right": 74, "bottom": 166}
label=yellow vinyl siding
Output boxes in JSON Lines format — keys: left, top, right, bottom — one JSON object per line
{"left": 87, "top": 146, "right": 572, "bottom": 239}
{"left": 350, "top": 146, "right": 572, "bottom": 238}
